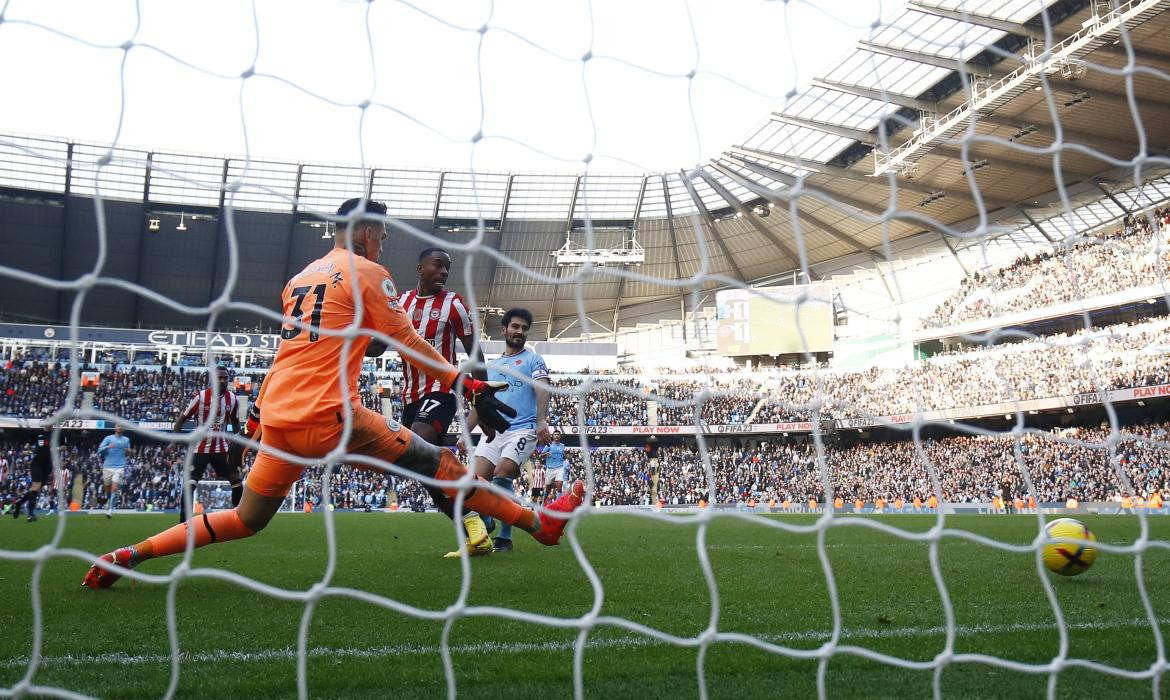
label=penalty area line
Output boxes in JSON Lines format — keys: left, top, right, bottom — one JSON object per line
{"left": 2, "top": 617, "right": 1164, "bottom": 669}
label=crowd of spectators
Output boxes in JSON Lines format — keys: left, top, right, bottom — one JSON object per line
{"left": 93, "top": 368, "right": 213, "bottom": 421}
{"left": 0, "top": 360, "right": 386, "bottom": 422}
{"left": 5, "top": 419, "right": 1167, "bottom": 513}
{"left": 656, "top": 377, "right": 762, "bottom": 425}
{"left": 0, "top": 362, "right": 73, "bottom": 417}
{"left": 548, "top": 377, "right": 648, "bottom": 426}
{"left": 923, "top": 207, "right": 1170, "bottom": 328}
{"left": 756, "top": 318, "right": 1170, "bottom": 421}
{"left": 0, "top": 438, "right": 191, "bottom": 514}
{"left": 554, "top": 448, "right": 654, "bottom": 506}
{"left": 651, "top": 421, "right": 1169, "bottom": 507}
{"left": 0, "top": 433, "right": 399, "bottom": 514}
{"left": 5, "top": 315, "right": 1170, "bottom": 426}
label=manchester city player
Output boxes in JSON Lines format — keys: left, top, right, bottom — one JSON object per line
{"left": 97, "top": 424, "right": 131, "bottom": 518}
{"left": 540, "top": 431, "right": 567, "bottom": 504}
{"left": 467, "top": 307, "right": 552, "bottom": 554}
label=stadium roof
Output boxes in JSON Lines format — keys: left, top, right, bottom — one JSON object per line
{"left": 1, "top": 0, "right": 1169, "bottom": 337}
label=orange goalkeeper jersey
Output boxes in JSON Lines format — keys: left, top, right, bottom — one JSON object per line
{"left": 260, "top": 247, "right": 459, "bottom": 429}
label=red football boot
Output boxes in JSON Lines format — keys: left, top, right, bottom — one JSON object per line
{"left": 533, "top": 480, "right": 586, "bottom": 546}
{"left": 82, "top": 547, "right": 137, "bottom": 589}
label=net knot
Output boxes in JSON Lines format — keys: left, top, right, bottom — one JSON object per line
{"left": 307, "top": 581, "right": 328, "bottom": 601}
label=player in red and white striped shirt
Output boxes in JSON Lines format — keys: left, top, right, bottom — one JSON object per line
{"left": 397, "top": 249, "right": 477, "bottom": 410}
{"left": 173, "top": 367, "right": 242, "bottom": 523}
{"left": 392, "top": 248, "right": 490, "bottom": 541}
{"left": 395, "top": 248, "right": 484, "bottom": 443}
{"left": 529, "top": 459, "right": 546, "bottom": 502}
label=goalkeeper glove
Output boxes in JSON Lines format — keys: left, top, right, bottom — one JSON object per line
{"left": 364, "top": 338, "right": 388, "bottom": 357}
{"left": 461, "top": 378, "right": 516, "bottom": 436}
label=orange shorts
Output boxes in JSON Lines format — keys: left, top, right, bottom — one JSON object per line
{"left": 246, "top": 406, "right": 414, "bottom": 498}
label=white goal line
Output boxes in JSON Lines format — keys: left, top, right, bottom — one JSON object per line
{"left": 3, "top": 617, "right": 1163, "bottom": 672}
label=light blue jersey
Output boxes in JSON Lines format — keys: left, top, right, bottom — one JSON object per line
{"left": 545, "top": 441, "right": 566, "bottom": 469}
{"left": 98, "top": 434, "right": 131, "bottom": 468}
{"left": 486, "top": 348, "right": 549, "bottom": 430}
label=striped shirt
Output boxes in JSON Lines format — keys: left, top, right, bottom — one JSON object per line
{"left": 531, "top": 464, "right": 546, "bottom": 491}
{"left": 54, "top": 466, "right": 70, "bottom": 492}
{"left": 184, "top": 388, "right": 238, "bottom": 454}
{"left": 396, "top": 289, "right": 473, "bottom": 405}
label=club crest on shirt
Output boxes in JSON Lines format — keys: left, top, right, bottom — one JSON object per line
{"left": 382, "top": 278, "right": 401, "bottom": 309}
{"left": 514, "top": 359, "right": 523, "bottom": 365}
{"left": 429, "top": 310, "right": 441, "bottom": 320}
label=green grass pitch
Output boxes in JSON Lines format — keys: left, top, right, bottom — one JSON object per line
{"left": 2, "top": 512, "right": 1169, "bottom": 698}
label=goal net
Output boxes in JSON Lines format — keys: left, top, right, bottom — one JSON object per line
{"left": 2, "top": 0, "right": 1170, "bottom": 697}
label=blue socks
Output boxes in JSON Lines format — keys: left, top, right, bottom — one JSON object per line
{"left": 492, "top": 476, "right": 515, "bottom": 541}
{"left": 477, "top": 476, "right": 516, "bottom": 537}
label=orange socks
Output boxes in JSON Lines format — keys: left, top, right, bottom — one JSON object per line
{"left": 133, "top": 509, "right": 255, "bottom": 561}
{"left": 434, "top": 449, "right": 537, "bottom": 533}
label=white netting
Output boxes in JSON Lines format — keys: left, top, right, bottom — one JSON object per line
{"left": 2, "top": 0, "right": 1170, "bottom": 698}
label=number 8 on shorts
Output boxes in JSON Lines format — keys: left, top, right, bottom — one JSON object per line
{"left": 474, "top": 428, "right": 538, "bottom": 466}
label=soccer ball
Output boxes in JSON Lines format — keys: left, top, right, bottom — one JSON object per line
{"left": 1042, "top": 518, "right": 1097, "bottom": 576}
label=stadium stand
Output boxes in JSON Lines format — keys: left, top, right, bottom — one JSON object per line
{"left": 6, "top": 314, "right": 1170, "bottom": 425}
{"left": 923, "top": 206, "right": 1170, "bottom": 328}
{"left": 6, "top": 419, "right": 1168, "bottom": 513}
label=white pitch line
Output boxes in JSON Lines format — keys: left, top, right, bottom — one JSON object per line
{"left": 1, "top": 618, "right": 1164, "bottom": 670}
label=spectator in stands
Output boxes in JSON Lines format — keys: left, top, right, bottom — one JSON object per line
{"left": 922, "top": 209, "right": 1169, "bottom": 328}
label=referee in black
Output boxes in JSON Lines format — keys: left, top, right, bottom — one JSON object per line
{"left": 12, "top": 428, "right": 58, "bottom": 522}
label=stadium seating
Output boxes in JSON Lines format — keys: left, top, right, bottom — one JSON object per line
{"left": 0, "top": 363, "right": 386, "bottom": 422}
{"left": 922, "top": 207, "right": 1170, "bottom": 328}
{"left": 4, "top": 420, "right": 1166, "bottom": 513}
{"left": 7, "top": 316, "right": 1170, "bottom": 424}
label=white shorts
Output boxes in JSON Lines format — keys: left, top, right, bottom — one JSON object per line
{"left": 474, "top": 428, "right": 538, "bottom": 470}
{"left": 101, "top": 467, "right": 125, "bottom": 487}
{"left": 545, "top": 466, "right": 566, "bottom": 485}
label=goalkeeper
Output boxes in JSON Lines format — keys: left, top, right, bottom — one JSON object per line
{"left": 84, "top": 198, "right": 584, "bottom": 589}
